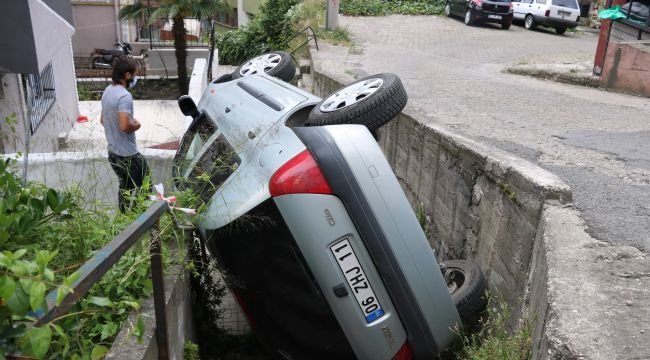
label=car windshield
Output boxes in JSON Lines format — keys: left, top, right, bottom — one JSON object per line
{"left": 187, "top": 134, "right": 241, "bottom": 204}
{"left": 175, "top": 114, "right": 218, "bottom": 176}
{"left": 552, "top": 0, "right": 578, "bottom": 9}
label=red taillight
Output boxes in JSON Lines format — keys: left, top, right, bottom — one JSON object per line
{"left": 269, "top": 150, "right": 333, "bottom": 197}
{"left": 509, "top": 2, "right": 513, "bottom": 10}
{"left": 472, "top": 0, "right": 482, "bottom": 6}
{"left": 545, "top": 9, "right": 550, "bottom": 16}
{"left": 392, "top": 343, "right": 413, "bottom": 360}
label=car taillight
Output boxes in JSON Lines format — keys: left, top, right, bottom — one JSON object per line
{"left": 545, "top": 9, "right": 550, "bottom": 16}
{"left": 509, "top": 2, "right": 513, "bottom": 10}
{"left": 472, "top": 0, "right": 483, "bottom": 6}
{"left": 392, "top": 342, "right": 413, "bottom": 360}
{"left": 269, "top": 150, "right": 333, "bottom": 197}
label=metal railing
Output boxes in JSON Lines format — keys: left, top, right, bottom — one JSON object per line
{"left": 287, "top": 26, "right": 319, "bottom": 63}
{"left": 617, "top": 0, "right": 650, "bottom": 39}
{"left": 34, "top": 201, "right": 175, "bottom": 360}
{"left": 139, "top": 17, "right": 212, "bottom": 48}
{"left": 24, "top": 62, "right": 56, "bottom": 134}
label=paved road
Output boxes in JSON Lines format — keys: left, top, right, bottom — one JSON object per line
{"left": 318, "top": 15, "right": 650, "bottom": 250}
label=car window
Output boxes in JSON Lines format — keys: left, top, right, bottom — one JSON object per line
{"left": 175, "top": 114, "right": 218, "bottom": 176}
{"left": 535, "top": 0, "right": 547, "bottom": 4}
{"left": 522, "top": 0, "right": 533, "bottom": 4}
{"left": 187, "top": 134, "right": 242, "bottom": 204}
{"left": 551, "top": 0, "right": 578, "bottom": 8}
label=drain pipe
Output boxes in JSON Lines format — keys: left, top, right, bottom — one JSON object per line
{"left": 17, "top": 75, "right": 31, "bottom": 185}
{"left": 114, "top": 0, "right": 121, "bottom": 41}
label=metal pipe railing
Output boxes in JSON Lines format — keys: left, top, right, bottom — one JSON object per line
{"left": 34, "top": 200, "right": 173, "bottom": 360}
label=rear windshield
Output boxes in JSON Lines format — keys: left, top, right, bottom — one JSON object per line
{"left": 488, "top": 0, "right": 511, "bottom": 3}
{"left": 552, "top": 0, "right": 578, "bottom": 9}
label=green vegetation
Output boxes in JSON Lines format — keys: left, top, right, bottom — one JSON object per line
{"left": 341, "top": 0, "right": 446, "bottom": 16}
{"left": 120, "top": 0, "right": 228, "bottom": 95}
{"left": 452, "top": 297, "right": 532, "bottom": 360}
{"left": 215, "top": 0, "right": 299, "bottom": 65}
{"left": 0, "top": 157, "right": 191, "bottom": 359}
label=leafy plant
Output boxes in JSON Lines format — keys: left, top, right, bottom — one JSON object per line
{"left": 215, "top": 0, "right": 299, "bottom": 65}
{"left": 444, "top": 296, "right": 532, "bottom": 360}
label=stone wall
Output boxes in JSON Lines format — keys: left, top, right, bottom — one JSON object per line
{"left": 311, "top": 70, "right": 572, "bottom": 321}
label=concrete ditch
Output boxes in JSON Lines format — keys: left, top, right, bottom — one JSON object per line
{"left": 310, "top": 49, "right": 650, "bottom": 359}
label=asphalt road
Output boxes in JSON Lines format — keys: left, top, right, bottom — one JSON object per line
{"left": 322, "top": 15, "right": 650, "bottom": 250}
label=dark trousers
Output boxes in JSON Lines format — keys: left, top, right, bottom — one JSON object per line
{"left": 108, "top": 152, "right": 150, "bottom": 212}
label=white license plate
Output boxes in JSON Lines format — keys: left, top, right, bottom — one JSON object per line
{"left": 330, "top": 238, "right": 385, "bottom": 323}
{"left": 558, "top": 10, "right": 571, "bottom": 16}
{"left": 488, "top": 14, "right": 502, "bottom": 19}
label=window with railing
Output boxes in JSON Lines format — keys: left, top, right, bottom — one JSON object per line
{"left": 23, "top": 62, "right": 56, "bottom": 134}
{"left": 137, "top": 17, "right": 213, "bottom": 47}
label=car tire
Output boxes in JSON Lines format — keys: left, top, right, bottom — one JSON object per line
{"left": 524, "top": 14, "right": 536, "bottom": 30}
{"left": 464, "top": 9, "right": 475, "bottom": 25}
{"left": 501, "top": 21, "right": 512, "bottom": 30}
{"left": 307, "top": 73, "right": 408, "bottom": 132}
{"left": 444, "top": 2, "right": 453, "bottom": 17}
{"left": 555, "top": 26, "right": 567, "bottom": 35}
{"left": 232, "top": 51, "right": 296, "bottom": 82}
{"left": 443, "top": 260, "right": 487, "bottom": 326}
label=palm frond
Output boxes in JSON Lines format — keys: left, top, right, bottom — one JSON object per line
{"left": 119, "top": 2, "right": 149, "bottom": 21}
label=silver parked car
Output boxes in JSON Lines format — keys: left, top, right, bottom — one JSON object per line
{"left": 174, "top": 52, "right": 486, "bottom": 359}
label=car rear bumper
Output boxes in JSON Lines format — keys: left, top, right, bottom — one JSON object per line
{"left": 294, "top": 125, "right": 461, "bottom": 358}
{"left": 534, "top": 15, "right": 578, "bottom": 27}
{"left": 473, "top": 8, "right": 513, "bottom": 23}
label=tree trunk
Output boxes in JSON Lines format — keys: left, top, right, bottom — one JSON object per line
{"left": 172, "top": 15, "right": 188, "bottom": 95}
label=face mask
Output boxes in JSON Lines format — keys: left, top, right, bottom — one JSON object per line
{"left": 128, "top": 75, "right": 139, "bottom": 89}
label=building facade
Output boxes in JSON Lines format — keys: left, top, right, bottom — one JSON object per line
{"left": 0, "top": 0, "right": 79, "bottom": 153}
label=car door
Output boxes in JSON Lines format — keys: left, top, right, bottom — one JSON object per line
{"left": 450, "top": 0, "right": 465, "bottom": 15}
{"left": 511, "top": 0, "right": 525, "bottom": 19}
{"left": 516, "top": 0, "right": 534, "bottom": 18}
{"left": 534, "top": 0, "right": 548, "bottom": 16}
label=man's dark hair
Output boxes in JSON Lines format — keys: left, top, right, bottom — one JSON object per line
{"left": 111, "top": 56, "right": 138, "bottom": 83}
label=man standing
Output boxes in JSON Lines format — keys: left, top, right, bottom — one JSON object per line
{"left": 101, "top": 56, "right": 148, "bottom": 212}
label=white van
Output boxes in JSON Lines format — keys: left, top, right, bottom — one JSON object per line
{"left": 512, "top": 0, "right": 580, "bottom": 34}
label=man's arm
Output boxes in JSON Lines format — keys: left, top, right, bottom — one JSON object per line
{"left": 118, "top": 112, "right": 141, "bottom": 133}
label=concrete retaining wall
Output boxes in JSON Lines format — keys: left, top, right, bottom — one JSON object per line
{"left": 311, "top": 54, "right": 650, "bottom": 359}
{"left": 311, "top": 69, "right": 572, "bottom": 325}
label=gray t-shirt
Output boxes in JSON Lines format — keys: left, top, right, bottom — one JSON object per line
{"left": 101, "top": 85, "right": 138, "bottom": 156}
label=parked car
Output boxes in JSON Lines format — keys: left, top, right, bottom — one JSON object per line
{"left": 445, "top": 0, "right": 514, "bottom": 29}
{"left": 174, "top": 52, "right": 486, "bottom": 359}
{"left": 512, "top": 0, "right": 580, "bottom": 34}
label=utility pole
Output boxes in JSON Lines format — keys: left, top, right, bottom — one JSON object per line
{"left": 326, "top": 0, "right": 339, "bottom": 30}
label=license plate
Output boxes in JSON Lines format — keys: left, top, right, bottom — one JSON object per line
{"left": 558, "top": 10, "right": 571, "bottom": 16}
{"left": 330, "top": 238, "right": 385, "bottom": 323}
{"left": 488, "top": 14, "right": 502, "bottom": 19}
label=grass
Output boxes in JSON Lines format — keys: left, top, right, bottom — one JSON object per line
{"left": 443, "top": 296, "right": 533, "bottom": 360}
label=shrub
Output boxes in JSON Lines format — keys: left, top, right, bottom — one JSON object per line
{"left": 216, "top": 0, "right": 299, "bottom": 65}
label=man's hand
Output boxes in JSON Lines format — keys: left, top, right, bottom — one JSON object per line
{"left": 118, "top": 112, "right": 141, "bottom": 133}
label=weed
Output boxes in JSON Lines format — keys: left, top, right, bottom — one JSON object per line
{"left": 449, "top": 296, "right": 532, "bottom": 360}
{"left": 184, "top": 340, "right": 200, "bottom": 360}
{"left": 497, "top": 181, "right": 517, "bottom": 202}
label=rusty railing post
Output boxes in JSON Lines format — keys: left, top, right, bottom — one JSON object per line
{"left": 150, "top": 219, "right": 170, "bottom": 360}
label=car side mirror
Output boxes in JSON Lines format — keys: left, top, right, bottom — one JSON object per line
{"left": 178, "top": 95, "right": 199, "bottom": 118}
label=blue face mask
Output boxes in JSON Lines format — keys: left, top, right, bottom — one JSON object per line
{"left": 128, "top": 75, "right": 139, "bottom": 89}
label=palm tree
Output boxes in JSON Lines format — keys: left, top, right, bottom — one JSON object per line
{"left": 119, "top": 0, "right": 226, "bottom": 95}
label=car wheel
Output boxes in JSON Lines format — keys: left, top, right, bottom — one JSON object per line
{"left": 307, "top": 73, "right": 408, "bottom": 132}
{"left": 501, "top": 21, "right": 512, "bottom": 30}
{"left": 464, "top": 9, "right": 475, "bottom": 25}
{"left": 524, "top": 14, "right": 536, "bottom": 30}
{"left": 443, "top": 260, "right": 487, "bottom": 326}
{"left": 232, "top": 51, "right": 296, "bottom": 82}
{"left": 555, "top": 26, "right": 567, "bottom": 35}
{"left": 444, "top": 2, "right": 453, "bottom": 17}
